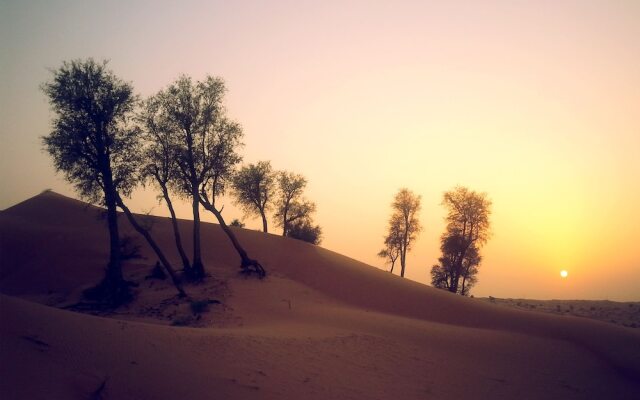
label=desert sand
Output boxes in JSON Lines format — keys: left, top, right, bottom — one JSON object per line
{"left": 1, "top": 191, "right": 639, "bottom": 399}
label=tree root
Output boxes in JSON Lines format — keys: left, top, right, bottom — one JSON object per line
{"left": 240, "top": 258, "right": 266, "bottom": 279}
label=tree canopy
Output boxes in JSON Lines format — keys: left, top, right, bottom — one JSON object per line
{"left": 232, "top": 161, "right": 276, "bottom": 233}
{"left": 382, "top": 188, "right": 422, "bottom": 277}
{"left": 430, "top": 186, "right": 492, "bottom": 295}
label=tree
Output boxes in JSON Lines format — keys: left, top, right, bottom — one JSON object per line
{"left": 149, "top": 75, "right": 227, "bottom": 280}
{"left": 377, "top": 222, "right": 402, "bottom": 273}
{"left": 232, "top": 161, "right": 276, "bottom": 233}
{"left": 383, "top": 188, "right": 422, "bottom": 278}
{"left": 286, "top": 219, "right": 322, "bottom": 245}
{"left": 229, "top": 219, "right": 245, "bottom": 228}
{"left": 42, "top": 59, "right": 139, "bottom": 305}
{"left": 197, "top": 112, "right": 266, "bottom": 277}
{"left": 274, "top": 171, "right": 316, "bottom": 236}
{"left": 139, "top": 96, "right": 191, "bottom": 273}
{"left": 430, "top": 186, "right": 491, "bottom": 295}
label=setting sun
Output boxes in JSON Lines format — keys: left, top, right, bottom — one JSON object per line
{"left": 560, "top": 270, "right": 569, "bottom": 279}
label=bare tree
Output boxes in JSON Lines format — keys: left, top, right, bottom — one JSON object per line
{"left": 232, "top": 161, "right": 276, "bottom": 233}
{"left": 149, "top": 75, "right": 227, "bottom": 280}
{"left": 42, "top": 59, "right": 139, "bottom": 305}
{"left": 430, "top": 186, "right": 491, "bottom": 295}
{"left": 274, "top": 171, "right": 316, "bottom": 236}
{"left": 138, "top": 97, "right": 191, "bottom": 273}
{"left": 383, "top": 189, "right": 422, "bottom": 278}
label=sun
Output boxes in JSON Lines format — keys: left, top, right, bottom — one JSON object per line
{"left": 560, "top": 270, "right": 569, "bottom": 278}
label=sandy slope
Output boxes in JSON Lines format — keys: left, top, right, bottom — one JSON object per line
{"left": 1, "top": 191, "right": 639, "bottom": 399}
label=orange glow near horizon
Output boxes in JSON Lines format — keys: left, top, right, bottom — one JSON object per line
{"left": 1, "top": 1, "right": 639, "bottom": 300}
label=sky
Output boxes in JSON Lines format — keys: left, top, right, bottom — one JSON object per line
{"left": 1, "top": 0, "right": 639, "bottom": 300}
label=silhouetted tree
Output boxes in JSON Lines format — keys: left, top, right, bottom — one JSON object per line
{"left": 148, "top": 75, "right": 227, "bottom": 280}
{"left": 274, "top": 171, "right": 316, "bottom": 236}
{"left": 232, "top": 161, "right": 275, "bottom": 233}
{"left": 191, "top": 89, "right": 265, "bottom": 278}
{"left": 383, "top": 189, "right": 422, "bottom": 278}
{"left": 377, "top": 222, "right": 402, "bottom": 273}
{"left": 287, "top": 219, "right": 322, "bottom": 245}
{"left": 229, "top": 219, "right": 245, "bottom": 228}
{"left": 430, "top": 186, "right": 491, "bottom": 295}
{"left": 139, "top": 96, "right": 191, "bottom": 273}
{"left": 42, "top": 59, "right": 139, "bottom": 305}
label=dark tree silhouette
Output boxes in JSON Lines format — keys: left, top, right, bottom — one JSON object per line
{"left": 286, "top": 219, "right": 322, "bottom": 245}
{"left": 430, "top": 186, "right": 491, "bottom": 295}
{"left": 42, "top": 59, "right": 139, "bottom": 305}
{"left": 138, "top": 96, "right": 191, "bottom": 273}
{"left": 383, "top": 188, "right": 422, "bottom": 278}
{"left": 377, "top": 222, "right": 402, "bottom": 274}
{"left": 274, "top": 171, "right": 316, "bottom": 236}
{"left": 148, "top": 75, "right": 227, "bottom": 280}
{"left": 229, "top": 219, "right": 245, "bottom": 228}
{"left": 232, "top": 161, "right": 275, "bottom": 233}
{"left": 193, "top": 96, "right": 266, "bottom": 278}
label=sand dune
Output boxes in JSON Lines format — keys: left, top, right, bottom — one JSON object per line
{"left": 1, "top": 191, "right": 639, "bottom": 399}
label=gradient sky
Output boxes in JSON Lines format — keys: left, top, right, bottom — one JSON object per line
{"left": 1, "top": 0, "right": 639, "bottom": 300}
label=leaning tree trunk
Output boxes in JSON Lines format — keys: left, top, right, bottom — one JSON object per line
{"left": 160, "top": 184, "right": 191, "bottom": 272}
{"left": 189, "top": 189, "right": 205, "bottom": 280}
{"left": 200, "top": 200, "right": 266, "bottom": 278}
{"left": 116, "top": 195, "right": 187, "bottom": 298}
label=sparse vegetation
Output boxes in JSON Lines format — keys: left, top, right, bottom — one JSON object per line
{"left": 431, "top": 186, "right": 491, "bottom": 296}
{"left": 380, "top": 188, "right": 422, "bottom": 278}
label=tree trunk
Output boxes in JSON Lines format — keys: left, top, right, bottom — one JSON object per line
{"left": 390, "top": 259, "right": 396, "bottom": 274}
{"left": 190, "top": 187, "right": 205, "bottom": 280}
{"left": 200, "top": 200, "right": 266, "bottom": 278}
{"left": 260, "top": 210, "right": 268, "bottom": 233}
{"left": 84, "top": 173, "right": 131, "bottom": 306}
{"left": 116, "top": 195, "right": 187, "bottom": 298}
{"left": 282, "top": 206, "right": 288, "bottom": 236}
{"left": 161, "top": 184, "right": 191, "bottom": 272}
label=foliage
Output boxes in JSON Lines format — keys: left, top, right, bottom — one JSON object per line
{"left": 286, "top": 219, "right": 322, "bottom": 245}
{"left": 381, "top": 188, "right": 422, "bottom": 277}
{"left": 229, "top": 219, "right": 245, "bottom": 228}
{"left": 430, "top": 186, "right": 491, "bottom": 295}
{"left": 274, "top": 171, "right": 316, "bottom": 236}
{"left": 232, "top": 161, "right": 276, "bottom": 232}
{"left": 42, "top": 59, "right": 141, "bottom": 203}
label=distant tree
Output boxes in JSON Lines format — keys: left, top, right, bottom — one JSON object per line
{"left": 377, "top": 222, "right": 402, "bottom": 273}
{"left": 42, "top": 59, "right": 139, "bottom": 305}
{"left": 149, "top": 75, "right": 227, "bottom": 280}
{"left": 229, "top": 219, "right": 245, "bottom": 228}
{"left": 274, "top": 171, "right": 316, "bottom": 236}
{"left": 138, "top": 96, "right": 191, "bottom": 273}
{"left": 232, "top": 161, "right": 276, "bottom": 233}
{"left": 287, "top": 219, "right": 322, "bottom": 245}
{"left": 383, "top": 189, "right": 422, "bottom": 278}
{"left": 430, "top": 186, "right": 491, "bottom": 295}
